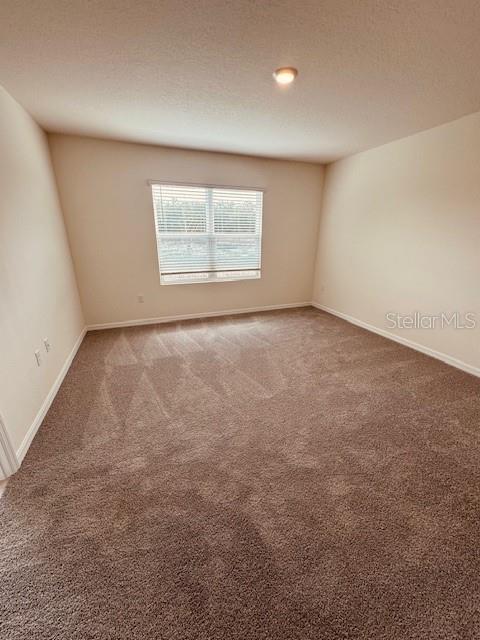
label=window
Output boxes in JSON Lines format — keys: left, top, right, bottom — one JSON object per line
{"left": 150, "top": 182, "right": 263, "bottom": 285}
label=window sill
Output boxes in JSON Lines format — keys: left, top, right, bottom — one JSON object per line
{"left": 160, "top": 272, "right": 261, "bottom": 285}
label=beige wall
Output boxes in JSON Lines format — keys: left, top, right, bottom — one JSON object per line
{"left": 0, "top": 87, "right": 84, "bottom": 453}
{"left": 48, "top": 134, "right": 324, "bottom": 326}
{"left": 313, "top": 111, "right": 480, "bottom": 371}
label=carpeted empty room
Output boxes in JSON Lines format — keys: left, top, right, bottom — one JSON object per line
{"left": 1, "top": 309, "right": 480, "bottom": 638}
{"left": 2, "top": 2, "right": 480, "bottom": 639}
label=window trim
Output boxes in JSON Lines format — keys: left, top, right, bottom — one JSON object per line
{"left": 149, "top": 180, "right": 264, "bottom": 286}
{"left": 147, "top": 179, "right": 266, "bottom": 193}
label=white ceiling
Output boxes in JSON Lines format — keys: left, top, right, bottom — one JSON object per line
{"left": 1, "top": 0, "right": 480, "bottom": 162}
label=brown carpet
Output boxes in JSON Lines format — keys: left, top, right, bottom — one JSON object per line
{"left": 1, "top": 307, "right": 480, "bottom": 639}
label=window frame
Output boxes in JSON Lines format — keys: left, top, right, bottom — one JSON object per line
{"left": 149, "top": 181, "right": 264, "bottom": 286}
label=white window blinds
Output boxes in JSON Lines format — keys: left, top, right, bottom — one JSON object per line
{"left": 151, "top": 183, "right": 263, "bottom": 284}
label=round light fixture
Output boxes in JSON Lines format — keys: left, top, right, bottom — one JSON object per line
{"left": 273, "top": 67, "right": 298, "bottom": 85}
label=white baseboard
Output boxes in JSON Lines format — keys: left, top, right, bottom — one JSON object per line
{"left": 16, "top": 327, "right": 87, "bottom": 464}
{"left": 311, "top": 302, "right": 480, "bottom": 378}
{"left": 86, "top": 302, "right": 312, "bottom": 331}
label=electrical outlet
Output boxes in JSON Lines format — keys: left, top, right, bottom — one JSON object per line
{"left": 35, "top": 350, "right": 42, "bottom": 367}
{"left": 43, "top": 338, "right": 51, "bottom": 352}
{"left": 137, "top": 294, "right": 144, "bottom": 303}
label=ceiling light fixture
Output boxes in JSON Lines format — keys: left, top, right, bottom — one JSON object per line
{"left": 273, "top": 67, "right": 298, "bottom": 85}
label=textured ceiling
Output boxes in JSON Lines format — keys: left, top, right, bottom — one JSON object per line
{"left": 1, "top": 0, "right": 480, "bottom": 162}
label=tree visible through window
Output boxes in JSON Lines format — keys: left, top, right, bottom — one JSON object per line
{"left": 151, "top": 183, "right": 263, "bottom": 284}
